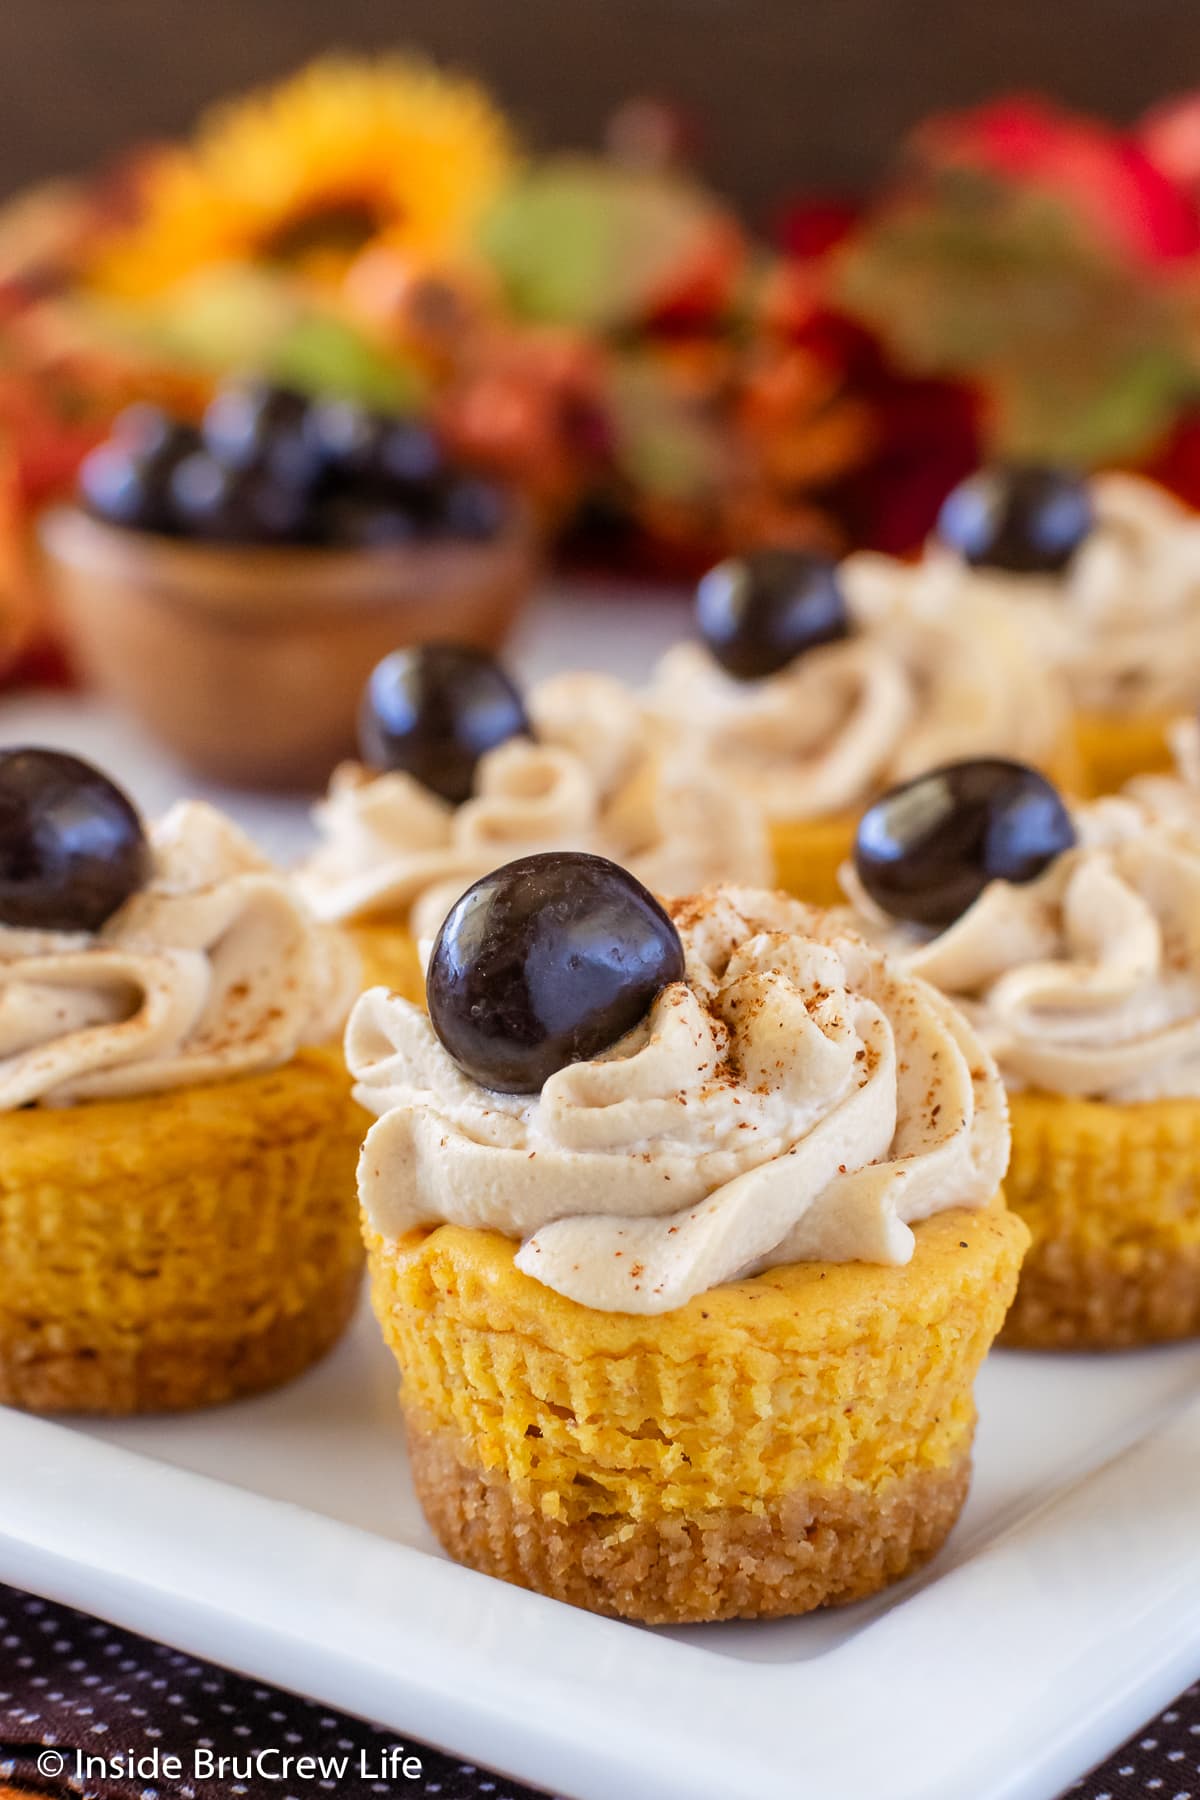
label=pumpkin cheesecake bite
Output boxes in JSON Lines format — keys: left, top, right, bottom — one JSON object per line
{"left": 346, "top": 853, "right": 1025, "bottom": 1624}
{"left": 845, "top": 755, "right": 1200, "bottom": 1349}
{"left": 0, "top": 749, "right": 365, "bottom": 1413}
{"left": 931, "top": 464, "right": 1200, "bottom": 795}
{"left": 648, "top": 544, "right": 1074, "bottom": 908}
{"left": 298, "top": 642, "right": 769, "bottom": 996}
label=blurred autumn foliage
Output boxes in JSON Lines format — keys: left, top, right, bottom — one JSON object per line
{"left": 3, "top": 64, "right": 1200, "bottom": 684}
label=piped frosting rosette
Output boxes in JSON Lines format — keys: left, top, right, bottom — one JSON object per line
{"left": 347, "top": 886, "right": 1008, "bottom": 1314}
{"left": 299, "top": 671, "right": 769, "bottom": 937}
{"left": 847, "top": 794, "right": 1200, "bottom": 1102}
{"left": 1122, "top": 715, "right": 1200, "bottom": 826}
{"left": 0, "top": 801, "right": 358, "bottom": 1108}
{"left": 925, "top": 474, "right": 1200, "bottom": 715}
{"left": 649, "top": 564, "right": 1068, "bottom": 822}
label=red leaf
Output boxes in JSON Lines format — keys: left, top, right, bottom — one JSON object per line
{"left": 915, "top": 94, "right": 1200, "bottom": 266}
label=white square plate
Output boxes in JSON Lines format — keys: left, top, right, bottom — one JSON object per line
{"left": 1, "top": 1304, "right": 1198, "bottom": 1800}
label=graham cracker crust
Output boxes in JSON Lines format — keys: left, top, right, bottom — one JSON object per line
{"left": 406, "top": 1416, "right": 972, "bottom": 1625}
{"left": 1002, "top": 1241, "right": 1200, "bottom": 1350}
{"left": 0, "top": 1261, "right": 362, "bottom": 1415}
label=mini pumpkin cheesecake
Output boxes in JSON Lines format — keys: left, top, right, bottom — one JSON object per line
{"left": 0, "top": 749, "right": 365, "bottom": 1413}
{"left": 930, "top": 464, "right": 1200, "bottom": 795}
{"left": 298, "top": 642, "right": 769, "bottom": 994}
{"left": 347, "top": 854, "right": 1025, "bottom": 1624}
{"left": 649, "top": 544, "right": 1075, "bottom": 908}
{"left": 843, "top": 755, "right": 1200, "bottom": 1349}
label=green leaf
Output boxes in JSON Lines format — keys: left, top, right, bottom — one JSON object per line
{"left": 75, "top": 264, "right": 424, "bottom": 411}
{"left": 837, "top": 187, "right": 1200, "bottom": 464}
{"left": 479, "top": 155, "right": 730, "bottom": 331}
{"left": 266, "top": 314, "right": 423, "bottom": 410}
{"left": 84, "top": 264, "right": 301, "bottom": 368}
{"left": 992, "top": 344, "right": 1200, "bottom": 465}
{"left": 606, "top": 354, "right": 730, "bottom": 502}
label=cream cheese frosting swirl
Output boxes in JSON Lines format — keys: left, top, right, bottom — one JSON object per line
{"left": 1122, "top": 715, "right": 1200, "bottom": 826}
{"left": 0, "top": 801, "right": 358, "bottom": 1109}
{"left": 347, "top": 886, "right": 1008, "bottom": 1314}
{"left": 922, "top": 474, "right": 1200, "bottom": 715}
{"left": 843, "top": 793, "right": 1200, "bottom": 1101}
{"left": 299, "top": 671, "right": 769, "bottom": 937}
{"left": 649, "top": 566, "right": 1068, "bottom": 822}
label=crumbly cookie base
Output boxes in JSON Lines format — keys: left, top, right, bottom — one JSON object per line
{"left": 1002, "top": 1242, "right": 1200, "bottom": 1350}
{"left": 0, "top": 1260, "right": 361, "bottom": 1415}
{"left": 407, "top": 1416, "right": 972, "bottom": 1625}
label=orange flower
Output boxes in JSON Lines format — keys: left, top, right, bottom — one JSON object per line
{"left": 87, "top": 56, "right": 516, "bottom": 299}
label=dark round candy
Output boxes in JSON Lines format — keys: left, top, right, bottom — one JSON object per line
{"left": 109, "top": 401, "right": 181, "bottom": 463}
{"left": 78, "top": 413, "right": 199, "bottom": 533}
{"left": 854, "top": 758, "right": 1076, "bottom": 929}
{"left": 0, "top": 748, "right": 151, "bottom": 931}
{"left": 936, "top": 465, "right": 1094, "bottom": 575}
{"left": 437, "top": 475, "right": 509, "bottom": 542}
{"left": 202, "top": 380, "right": 323, "bottom": 491}
{"left": 320, "top": 495, "right": 421, "bottom": 550}
{"left": 78, "top": 444, "right": 162, "bottom": 530}
{"left": 358, "top": 643, "right": 530, "bottom": 805}
{"left": 426, "top": 850, "right": 686, "bottom": 1093}
{"left": 372, "top": 418, "right": 444, "bottom": 490}
{"left": 168, "top": 451, "right": 245, "bottom": 538}
{"left": 167, "top": 451, "right": 307, "bottom": 543}
{"left": 696, "top": 548, "right": 849, "bottom": 681}
{"left": 303, "top": 397, "right": 380, "bottom": 479}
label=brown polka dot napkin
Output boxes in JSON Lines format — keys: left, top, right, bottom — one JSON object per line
{"left": 1067, "top": 1691, "right": 1200, "bottom": 1800}
{"left": 0, "top": 1586, "right": 550, "bottom": 1800}
{"left": 0, "top": 1584, "right": 1194, "bottom": 1800}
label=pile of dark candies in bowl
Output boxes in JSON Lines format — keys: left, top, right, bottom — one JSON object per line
{"left": 77, "top": 380, "right": 511, "bottom": 549}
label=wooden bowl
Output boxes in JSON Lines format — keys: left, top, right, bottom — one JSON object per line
{"left": 38, "top": 505, "right": 539, "bottom": 789}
